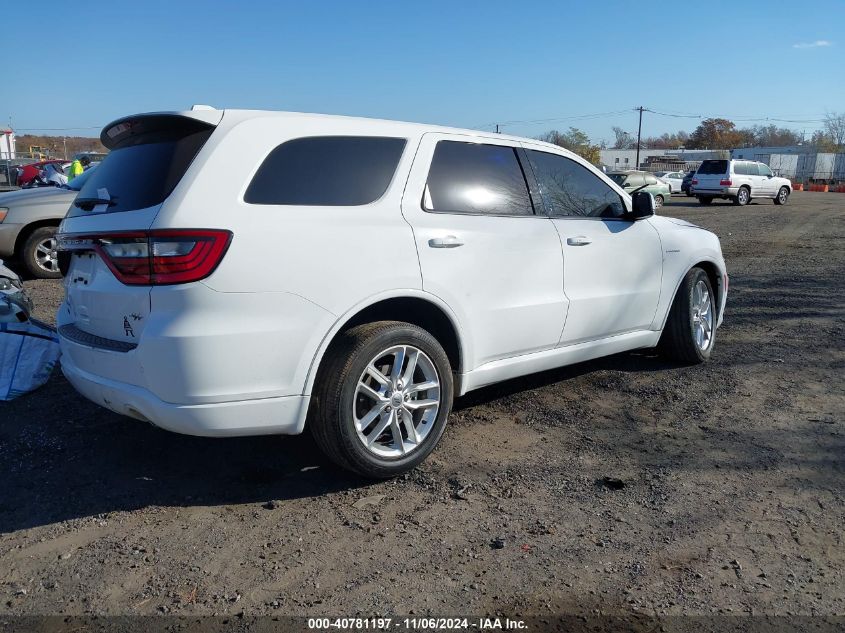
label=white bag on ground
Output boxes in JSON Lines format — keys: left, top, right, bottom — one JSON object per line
{"left": 0, "top": 319, "right": 61, "bottom": 401}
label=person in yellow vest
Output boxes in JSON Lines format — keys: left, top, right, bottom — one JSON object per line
{"left": 68, "top": 155, "right": 91, "bottom": 181}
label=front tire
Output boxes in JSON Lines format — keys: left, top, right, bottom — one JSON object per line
{"left": 654, "top": 194, "right": 664, "bottom": 209}
{"left": 774, "top": 186, "right": 789, "bottom": 205}
{"left": 21, "top": 226, "right": 61, "bottom": 279}
{"left": 310, "top": 321, "right": 454, "bottom": 478}
{"left": 733, "top": 186, "right": 750, "bottom": 206}
{"left": 658, "top": 268, "right": 716, "bottom": 364}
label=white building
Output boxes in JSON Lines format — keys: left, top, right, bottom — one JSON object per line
{"left": 730, "top": 146, "right": 806, "bottom": 160}
{"left": 599, "top": 148, "right": 726, "bottom": 171}
{"left": 0, "top": 130, "right": 15, "bottom": 159}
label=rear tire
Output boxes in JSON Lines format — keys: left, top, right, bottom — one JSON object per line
{"left": 21, "top": 226, "right": 62, "bottom": 279}
{"left": 697, "top": 196, "right": 713, "bottom": 205}
{"left": 309, "top": 321, "right": 454, "bottom": 478}
{"left": 733, "top": 186, "right": 750, "bottom": 206}
{"left": 658, "top": 268, "right": 716, "bottom": 364}
{"left": 773, "top": 186, "right": 789, "bottom": 205}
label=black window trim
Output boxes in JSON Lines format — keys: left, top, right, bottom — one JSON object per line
{"left": 522, "top": 147, "right": 631, "bottom": 222}
{"left": 243, "top": 134, "right": 408, "bottom": 207}
{"left": 420, "top": 139, "right": 541, "bottom": 218}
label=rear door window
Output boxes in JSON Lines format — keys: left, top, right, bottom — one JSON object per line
{"left": 526, "top": 150, "right": 625, "bottom": 218}
{"left": 747, "top": 162, "right": 762, "bottom": 176}
{"left": 245, "top": 136, "right": 406, "bottom": 206}
{"left": 423, "top": 141, "right": 533, "bottom": 216}
{"left": 70, "top": 115, "right": 213, "bottom": 217}
{"left": 698, "top": 160, "right": 729, "bottom": 175}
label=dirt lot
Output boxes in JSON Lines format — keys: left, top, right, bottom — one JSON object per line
{"left": 1, "top": 192, "right": 843, "bottom": 621}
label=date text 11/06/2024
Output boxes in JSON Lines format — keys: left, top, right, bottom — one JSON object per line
{"left": 307, "top": 617, "right": 528, "bottom": 630}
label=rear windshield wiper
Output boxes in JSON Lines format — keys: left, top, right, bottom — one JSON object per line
{"left": 74, "top": 197, "right": 117, "bottom": 211}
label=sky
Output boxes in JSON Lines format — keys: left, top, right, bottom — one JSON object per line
{"left": 3, "top": 0, "right": 844, "bottom": 145}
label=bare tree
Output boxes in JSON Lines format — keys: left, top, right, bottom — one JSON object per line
{"left": 823, "top": 112, "right": 845, "bottom": 151}
{"left": 611, "top": 126, "right": 633, "bottom": 149}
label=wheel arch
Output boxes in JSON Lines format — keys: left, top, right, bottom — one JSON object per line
{"left": 14, "top": 219, "right": 60, "bottom": 255}
{"left": 303, "top": 291, "right": 467, "bottom": 397}
{"left": 657, "top": 259, "right": 725, "bottom": 330}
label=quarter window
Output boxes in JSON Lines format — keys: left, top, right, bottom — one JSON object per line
{"left": 423, "top": 141, "right": 533, "bottom": 216}
{"left": 526, "top": 150, "right": 626, "bottom": 218}
{"left": 244, "top": 136, "right": 406, "bottom": 206}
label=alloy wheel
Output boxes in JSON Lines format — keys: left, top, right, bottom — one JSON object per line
{"left": 35, "top": 237, "right": 59, "bottom": 273}
{"left": 353, "top": 345, "right": 441, "bottom": 458}
{"left": 691, "top": 280, "right": 713, "bottom": 351}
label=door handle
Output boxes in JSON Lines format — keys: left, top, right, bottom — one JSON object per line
{"left": 428, "top": 235, "right": 464, "bottom": 248}
{"left": 566, "top": 236, "right": 592, "bottom": 246}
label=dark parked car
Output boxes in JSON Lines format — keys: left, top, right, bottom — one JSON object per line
{"left": 681, "top": 170, "right": 695, "bottom": 196}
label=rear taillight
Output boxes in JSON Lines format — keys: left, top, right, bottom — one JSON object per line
{"left": 719, "top": 179, "right": 732, "bottom": 186}
{"left": 692, "top": 179, "right": 698, "bottom": 185}
{"left": 59, "top": 229, "right": 232, "bottom": 285}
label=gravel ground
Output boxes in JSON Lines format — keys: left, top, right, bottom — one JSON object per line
{"left": 0, "top": 192, "right": 843, "bottom": 621}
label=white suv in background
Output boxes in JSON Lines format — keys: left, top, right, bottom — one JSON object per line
{"left": 692, "top": 159, "right": 792, "bottom": 206}
{"left": 57, "top": 108, "right": 728, "bottom": 478}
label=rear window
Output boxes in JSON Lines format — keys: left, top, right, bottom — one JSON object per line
{"left": 244, "top": 136, "right": 406, "bottom": 206}
{"left": 697, "top": 160, "right": 728, "bottom": 175}
{"left": 70, "top": 116, "right": 213, "bottom": 216}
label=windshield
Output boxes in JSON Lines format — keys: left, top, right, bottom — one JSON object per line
{"left": 698, "top": 160, "right": 728, "bottom": 175}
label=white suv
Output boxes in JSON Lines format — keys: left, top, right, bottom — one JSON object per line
{"left": 57, "top": 108, "right": 728, "bottom": 477}
{"left": 692, "top": 159, "right": 792, "bottom": 206}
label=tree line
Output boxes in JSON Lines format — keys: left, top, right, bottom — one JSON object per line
{"left": 538, "top": 112, "right": 845, "bottom": 164}
{"left": 12, "top": 134, "right": 107, "bottom": 159}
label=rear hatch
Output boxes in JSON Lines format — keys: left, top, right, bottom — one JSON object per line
{"left": 58, "top": 113, "right": 219, "bottom": 344}
{"left": 694, "top": 159, "right": 729, "bottom": 191}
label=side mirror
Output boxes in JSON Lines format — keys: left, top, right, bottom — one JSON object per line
{"left": 629, "top": 191, "right": 655, "bottom": 219}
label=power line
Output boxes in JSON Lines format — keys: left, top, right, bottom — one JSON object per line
{"left": 478, "top": 109, "right": 632, "bottom": 131}
{"left": 14, "top": 126, "right": 102, "bottom": 132}
{"left": 478, "top": 107, "right": 830, "bottom": 134}
{"left": 645, "top": 108, "right": 826, "bottom": 124}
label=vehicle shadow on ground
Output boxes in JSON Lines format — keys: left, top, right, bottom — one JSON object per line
{"left": 0, "top": 372, "right": 373, "bottom": 533}
{"left": 0, "top": 349, "right": 682, "bottom": 533}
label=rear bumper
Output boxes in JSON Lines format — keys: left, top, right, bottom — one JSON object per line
{"left": 692, "top": 187, "right": 736, "bottom": 197}
{"left": 60, "top": 346, "right": 310, "bottom": 437}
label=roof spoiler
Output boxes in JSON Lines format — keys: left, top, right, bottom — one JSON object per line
{"left": 100, "top": 110, "right": 223, "bottom": 150}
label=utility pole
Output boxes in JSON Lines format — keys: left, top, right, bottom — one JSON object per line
{"left": 635, "top": 106, "right": 645, "bottom": 169}
{"left": 495, "top": 124, "right": 500, "bottom": 134}
{"left": 63, "top": 137, "right": 68, "bottom": 160}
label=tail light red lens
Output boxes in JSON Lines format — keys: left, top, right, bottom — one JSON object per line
{"left": 58, "top": 229, "right": 232, "bottom": 285}
{"left": 719, "top": 179, "right": 732, "bottom": 186}
{"left": 692, "top": 178, "right": 698, "bottom": 185}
